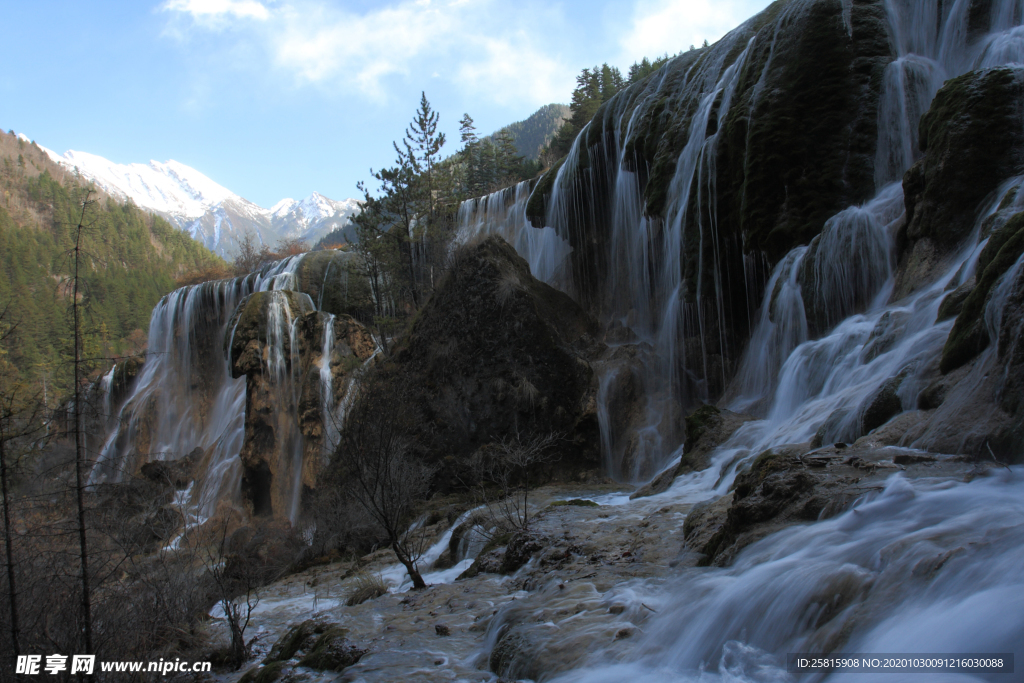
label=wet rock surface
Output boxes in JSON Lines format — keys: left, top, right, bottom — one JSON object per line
{"left": 682, "top": 439, "right": 996, "bottom": 567}
{"left": 898, "top": 66, "right": 1024, "bottom": 298}
{"left": 227, "top": 290, "right": 375, "bottom": 518}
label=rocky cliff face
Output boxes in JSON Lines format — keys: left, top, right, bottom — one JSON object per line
{"left": 228, "top": 290, "right": 375, "bottom": 517}
{"left": 90, "top": 254, "right": 379, "bottom": 523}
{"left": 525, "top": 0, "right": 892, "bottom": 396}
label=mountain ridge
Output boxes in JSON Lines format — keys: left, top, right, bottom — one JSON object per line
{"left": 27, "top": 137, "right": 361, "bottom": 258}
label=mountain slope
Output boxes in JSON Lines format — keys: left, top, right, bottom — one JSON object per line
{"left": 0, "top": 129, "right": 224, "bottom": 384}
{"left": 486, "top": 104, "right": 570, "bottom": 160}
{"left": 35, "top": 142, "right": 361, "bottom": 258}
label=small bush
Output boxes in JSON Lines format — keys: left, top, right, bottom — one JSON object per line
{"left": 346, "top": 573, "right": 389, "bottom": 606}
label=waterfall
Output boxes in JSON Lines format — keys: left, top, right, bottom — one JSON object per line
{"left": 454, "top": 180, "right": 572, "bottom": 286}
{"left": 452, "top": 0, "right": 1024, "bottom": 484}
{"left": 319, "top": 312, "right": 337, "bottom": 453}
{"left": 90, "top": 254, "right": 327, "bottom": 520}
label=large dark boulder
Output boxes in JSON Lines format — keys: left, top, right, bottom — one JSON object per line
{"left": 361, "top": 236, "right": 603, "bottom": 484}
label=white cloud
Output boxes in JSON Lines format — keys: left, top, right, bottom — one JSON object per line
{"left": 619, "top": 0, "right": 772, "bottom": 63}
{"left": 456, "top": 35, "right": 575, "bottom": 107}
{"left": 163, "top": 0, "right": 270, "bottom": 21}
{"left": 162, "top": 0, "right": 576, "bottom": 106}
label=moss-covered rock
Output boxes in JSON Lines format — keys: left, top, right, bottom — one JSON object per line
{"left": 228, "top": 290, "right": 315, "bottom": 377}
{"left": 942, "top": 210, "right": 1024, "bottom": 372}
{"left": 717, "top": 0, "right": 889, "bottom": 261}
{"left": 264, "top": 621, "right": 321, "bottom": 664}
{"left": 295, "top": 250, "right": 373, "bottom": 320}
{"left": 342, "top": 236, "right": 603, "bottom": 488}
{"left": 297, "top": 627, "right": 365, "bottom": 671}
{"left": 899, "top": 67, "right": 1024, "bottom": 298}
{"left": 684, "top": 444, "right": 860, "bottom": 565}
{"left": 678, "top": 404, "right": 755, "bottom": 475}
{"left": 525, "top": 158, "right": 565, "bottom": 225}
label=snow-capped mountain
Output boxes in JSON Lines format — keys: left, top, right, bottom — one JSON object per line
{"left": 270, "top": 192, "right": 362, "bottom": 244}
{"left": 36, "top": 143, "right": 359, "bottom": 258}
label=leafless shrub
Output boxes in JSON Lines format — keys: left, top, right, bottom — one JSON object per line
{"left": 471, "top": 430, "right": 562, "bottom": 534}
{"left": 335, "top": 375, "right": 437, "bottom": 589}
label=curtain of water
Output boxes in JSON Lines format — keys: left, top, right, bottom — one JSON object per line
{"left": 91, "top": 254, "right": 328, "bottom": 521}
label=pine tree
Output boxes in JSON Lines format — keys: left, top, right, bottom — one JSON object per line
{"left": 495, "top": 129, "right": 523, "bottom": 184}
{"left": 404, "top": 92, "right": 446, "bottom": 224}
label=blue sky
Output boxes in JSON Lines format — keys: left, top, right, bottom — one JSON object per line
{"left": 1, "top": 0, "right": 773, "bottom": 208}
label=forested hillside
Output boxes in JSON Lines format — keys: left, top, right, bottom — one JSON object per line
{"left": 485, "top": 103, "right": 569, "bottom": 160}
{"left": 0, "top": 130, "right": 225, "bottom": 386}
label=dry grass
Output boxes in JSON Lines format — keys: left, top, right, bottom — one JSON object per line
{"left": 345, "top": 573, "right": 389, "bottom": 606}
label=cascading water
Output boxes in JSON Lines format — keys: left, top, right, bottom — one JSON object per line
{"left": 456, "top": 30, "right": 760, "bottom": 481}
{"left": 454, "top": 180, "right": 572, "bottom": 286}
{"left": 452, "top": 0, "right": 1024, "bottom": 677}
{"left": 92, "top": 254, "right": 342, "bottom": 522}
{"left": 552, "top": 469, "right": 1024, "bottom": 683}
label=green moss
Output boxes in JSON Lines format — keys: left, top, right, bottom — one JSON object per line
{"left": 909, "top": 67, "right": 1024, "bottom": 250}
{"left": 297, "top": 627, "right": 364, "bottom": 671}
{"left": 548, "top": 498, "right": 599, "bottom": 507}
{"left": 239, "top": 661, "right": 285, "bottom": 683}
{"left": 942, "top": 211, "right": 1024, "bottom": 372}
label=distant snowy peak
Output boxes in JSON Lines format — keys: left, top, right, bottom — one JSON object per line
{"left": 42, "top": 148, "right": 238, "bottom": 220}
{"left": 272, "top": 192, "right": 362, "bottom": 243}
{"left": 270, "top": 198, "right": 297, "bottom": 217}
{"left": 29, "top": 137, "right": 360, "bottom": 257}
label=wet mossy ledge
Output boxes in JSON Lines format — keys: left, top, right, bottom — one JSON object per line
{"left": 902, "top": 66, "right": 1024, "bottom": 263}
{"left": 942, "top": 210, "right": 1024, "bottom": 372}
